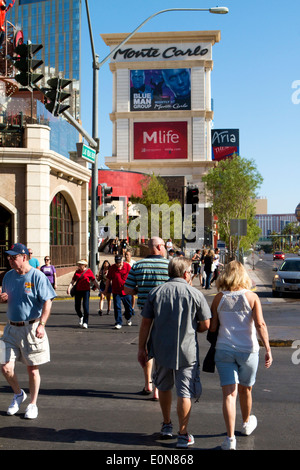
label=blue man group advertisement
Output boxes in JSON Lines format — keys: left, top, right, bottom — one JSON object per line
{"left": 130, "top": 68, "right": 191, "bottom": 111}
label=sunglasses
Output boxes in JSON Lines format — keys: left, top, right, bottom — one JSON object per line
{"left": 7, "top": 254, "right": 22, "bottom": 260}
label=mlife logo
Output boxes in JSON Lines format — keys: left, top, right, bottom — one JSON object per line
{"left": 134, "top": 121, "right": 188, "bottom": 160}
{"left": 143, "top": 129, "right": 180, "bottom": 145}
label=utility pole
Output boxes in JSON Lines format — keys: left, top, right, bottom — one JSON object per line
{"left": 85, "top": 0, "right": 99, "bottom": 275}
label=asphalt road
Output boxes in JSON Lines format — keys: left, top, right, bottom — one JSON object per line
{"left": 0, "top": 270, "right": 299, "bottom": 453}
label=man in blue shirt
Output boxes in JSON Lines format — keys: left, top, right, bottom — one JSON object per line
{"left": 0, "top": 243, "right": 56, "bottom": 419}
{"left": 28, "top": 248, "right": 40, "bottom": 270}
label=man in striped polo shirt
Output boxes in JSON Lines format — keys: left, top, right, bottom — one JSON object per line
{"left": 124, "top": 237, "right": 169, "bottom": 398}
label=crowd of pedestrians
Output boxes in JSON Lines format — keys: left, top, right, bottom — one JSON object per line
{"left": 0, "top": 240, "right": 273, "bottom": 450}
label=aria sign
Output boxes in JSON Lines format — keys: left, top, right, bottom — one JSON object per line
{"left": 211, "top": 129, "right": 239, "bottom": 161}
{"left": 113, "top": 44, "right": 210, "bottom": 61}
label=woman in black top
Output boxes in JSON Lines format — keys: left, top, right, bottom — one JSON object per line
{"left": 204, "top": 249, "right": 214, "bottom": 289}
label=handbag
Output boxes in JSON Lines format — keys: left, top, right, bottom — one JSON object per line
{"left": 202, "top": 328, "right": 219, "bottom": 373}
{"left": 70, "top": 284, "right": 77, "bottom": 297}
{"left": 70, "top": 269, "right": 87, "bottom": 297}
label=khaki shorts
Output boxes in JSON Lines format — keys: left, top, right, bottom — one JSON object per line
{"left": 153, "top": 361, "right": 202, "bottom": 401}
{"left": 0, "top": 322, "right": 50, "bottom": 366}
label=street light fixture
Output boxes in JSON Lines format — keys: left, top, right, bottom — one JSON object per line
{"left": 86, "top": 3, "right": 229, "bottom": 274}
{"left": 209, "top": 6, "right": 229, "bottom": 13}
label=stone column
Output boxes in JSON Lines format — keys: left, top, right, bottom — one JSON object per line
{"left": 24, "top": 125, "right": 51, "bottom": 265}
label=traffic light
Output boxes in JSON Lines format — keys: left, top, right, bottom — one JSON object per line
{"left": 101, "top": 184, "right": 113, "bottom": 204}
{"left": 44, "top": 77, "right": 72, "bottom": 116}
{"left": 9, "top": 42, "right": 43, "bottom": 88}
{"left": 186, "top": 187, "right": 199, "bottom": 213}
{"left": 28, "top": 43, "right": 44, "bottom": 86}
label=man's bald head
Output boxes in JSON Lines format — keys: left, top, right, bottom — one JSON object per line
{"left": 148, "top": 237, "right": 166, "bottom": 255}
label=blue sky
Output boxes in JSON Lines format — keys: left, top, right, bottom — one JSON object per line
{"left": 80, "top": 0, "right": 300, "bottom": 215}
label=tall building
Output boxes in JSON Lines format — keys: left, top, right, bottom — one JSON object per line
{"left": 7, "top": 0, "right": 81, "bottom": 119}
{"left": 255, "top": 213, "right": 298, "bottom": 238}
{"left": 101, "top": 30, "right": 220, "bottom": 248}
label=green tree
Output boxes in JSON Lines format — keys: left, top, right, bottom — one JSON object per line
{"left": 282, "top": 222, "right": 300, "bottom": 236}
{"left": 130, "top": 174, "right": 182, "bottom": 242}
{"left": 202, "top": 155, "right": 263, "bottom": 252}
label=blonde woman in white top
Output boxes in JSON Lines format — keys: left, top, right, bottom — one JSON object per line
{"left": 210, "top": 261, "right": 272, "bottom": 450}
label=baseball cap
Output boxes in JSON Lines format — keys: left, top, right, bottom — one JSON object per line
{"left": 115, "top": 255, "right": 122, "bottom": 263}
{"left": 5, "top": 243, "right": 29, "bottom": 256}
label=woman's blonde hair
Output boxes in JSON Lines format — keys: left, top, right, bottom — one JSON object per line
{"left": 216, "top": 260, "right": 252, "bottom": 291}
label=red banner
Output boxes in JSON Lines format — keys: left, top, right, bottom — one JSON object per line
{"left": 134, "top": 121, "right": 188, "bottom": 160}
{"left": 212, "top": 146, "right": 238, "bottom": 161}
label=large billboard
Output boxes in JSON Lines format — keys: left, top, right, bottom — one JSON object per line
{"left": 130, "top": 69, "right": 191, "bottom": 111}
{"left": 134, "top": 121, "right": 188, "bottom": 160}
{"left": 211, "top": 129, "right": 239, "bottom": 161}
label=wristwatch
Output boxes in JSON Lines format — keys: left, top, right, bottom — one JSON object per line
{"left": 39, "top": 320, "right": 46, "bottom": 326}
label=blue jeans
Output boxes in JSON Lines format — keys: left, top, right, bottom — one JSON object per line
{"left": 113, "top": 294, "right": 133, "bottom": 326}
{"left": 205, "top": 270, "right": 212, "bottom": 289}
{"left": 75, "top": 290, "right": 90, "bottom": 324}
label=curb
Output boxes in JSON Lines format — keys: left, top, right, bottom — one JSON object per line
{"left": 259, "top": 339, "right": 293, "bottom": 348}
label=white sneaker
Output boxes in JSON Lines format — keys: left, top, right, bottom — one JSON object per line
{"left": 241, "top": 415, "right": 257, "bottom": 435}
{"left": 79, "top": 317, "right": 83, "bottom": 326}
{"left": 127, "top": 320, "right": 132, "bottom": 326}
{"left": 7, "top": 389, "right": 27, "bottom": 416}
{"left": 114, "top": 324, "right": 122, "bottom": 329}
{"left": 24, "top": 403, "right": 38, "bottom": 419}
{"left": 221, "top": 436, "right": 236, "bottom": 450}
{"left": 82, "top": 323, "right": 88, "bottom": 329}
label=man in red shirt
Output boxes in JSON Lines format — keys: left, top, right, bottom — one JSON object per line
{"left": 104, "top": 255, "right": 134, "bottom": 329}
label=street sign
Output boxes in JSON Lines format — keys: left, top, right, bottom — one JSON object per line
{"left": 217, "top": 240, "right": 226, "bottom": 250}
{"left": 76, "top": 142, "right": 96, "bottom": 163}
{"left": 230, "top": 219, "right": 247, "bottom": 237}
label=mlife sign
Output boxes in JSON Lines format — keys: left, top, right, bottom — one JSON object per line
{"left": 133, "top": 121, "right": 188, "bottom": 160}
{"left": 76, "top": 143, "right": 96, "bottom": 163}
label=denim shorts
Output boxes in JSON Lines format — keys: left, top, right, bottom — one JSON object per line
{"left": 153, "top": 361, "right": 202, "bottom": 401}
{"left": 215, "top": 349, "right": 259, "bottom": 387}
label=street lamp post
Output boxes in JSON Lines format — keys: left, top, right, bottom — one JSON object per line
{"left": 85, "top": 4, "right": 229, "bottom": 274}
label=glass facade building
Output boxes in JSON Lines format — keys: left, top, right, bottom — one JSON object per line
{"left": 8, "top": 0, "right": 81, "bottom": 119}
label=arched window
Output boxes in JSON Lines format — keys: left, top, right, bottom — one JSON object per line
{"left": 50, "top": 193, "right": 75, "bottom": 267}
{"left": 0, "top": 205, "right": 12, "bottom": 272}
